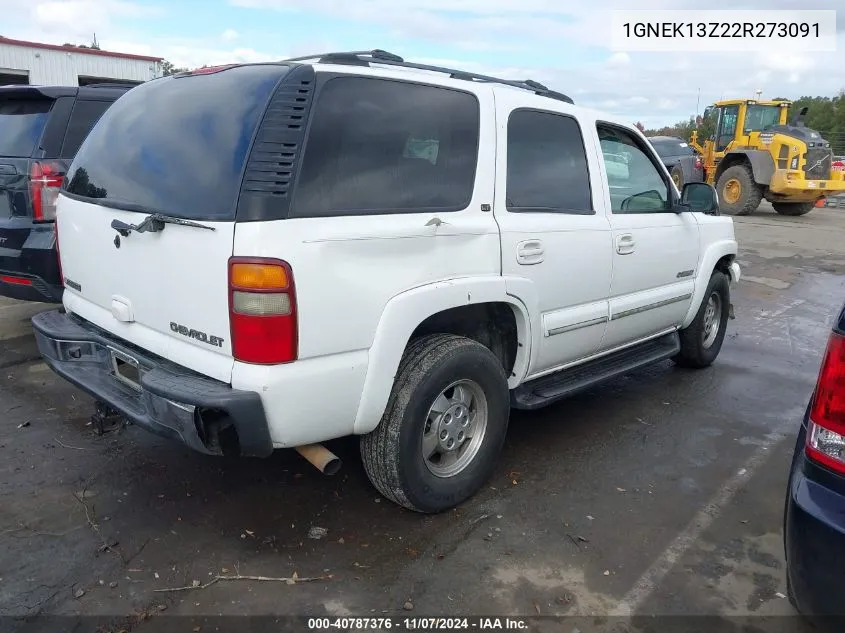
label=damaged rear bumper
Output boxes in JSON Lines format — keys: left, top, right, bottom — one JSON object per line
{"left": 31, "top": 309, "right": 273, "bottom": 457}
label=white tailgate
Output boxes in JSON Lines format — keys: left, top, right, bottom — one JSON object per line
{"left": 58, "top": 195, "right": 235, "bottom": 383}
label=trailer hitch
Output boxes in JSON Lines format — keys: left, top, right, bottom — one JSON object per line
{"left": 91, "top": 401, "right": 124, "bottom": 436}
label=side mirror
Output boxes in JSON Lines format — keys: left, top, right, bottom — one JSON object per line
{"left": 681, "top": 182, "right": 720, "bottom": 215}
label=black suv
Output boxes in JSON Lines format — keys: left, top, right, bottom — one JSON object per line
{"left": 0, "top": 83, "right": 133, "bottom": 302}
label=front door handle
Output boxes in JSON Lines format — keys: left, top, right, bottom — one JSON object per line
{"left": 616, "top": 234, "right": 635, "bottom": 255}
{"left": 517, "top": 239, "right": 544, "bottom": 265}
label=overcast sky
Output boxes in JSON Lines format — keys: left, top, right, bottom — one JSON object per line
{"left": 1, "top": 0, "right": 842, "bottom": 127}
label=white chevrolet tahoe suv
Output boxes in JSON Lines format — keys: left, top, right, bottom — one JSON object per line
{"left": 32, "top": 50, "right": 741, "bottom": 513}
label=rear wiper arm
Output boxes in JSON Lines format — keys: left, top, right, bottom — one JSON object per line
{"left": 111, "top": 213, "right": 216, "bottom": 237}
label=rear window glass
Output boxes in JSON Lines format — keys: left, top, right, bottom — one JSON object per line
{"left": 650, "top": 140, "right": 694, "bottom": 158}
{"left": 64, "top": 65, "right": 287, "bottom": 220}
{"left": 0, "top": 98, "right": 52, "bottom": 157}
{"left": 292, "top": 77, "right": 479, "bottom": 217}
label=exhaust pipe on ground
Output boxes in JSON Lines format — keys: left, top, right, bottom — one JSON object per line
{"left": 295, "top": 443, "right": 342, "bottom": 475}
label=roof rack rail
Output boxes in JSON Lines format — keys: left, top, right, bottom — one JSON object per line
{"left": 283, "top": 49, "right": 574, "bottom": 105}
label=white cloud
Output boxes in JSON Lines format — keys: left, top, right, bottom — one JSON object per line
{"left": 656, "top": 98, "right": 680, "bottom": 111}
{"left": 3, "top": 0, "right": 844, "bottom": 127}
{"left": 606, "top": 52, "right": 631, "bottom": 68}
{"left": 147, "top": 43, "right": 282, "bottom": 69}
{"left": 30, "top": 0, "right": 160, "bottom": 39}
{"left": 224, "top": 0, "right": 845, "bottom": 125}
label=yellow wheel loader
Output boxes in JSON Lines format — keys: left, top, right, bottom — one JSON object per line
{"left": 690, "top": 99, "right": 845, "bottom": 216}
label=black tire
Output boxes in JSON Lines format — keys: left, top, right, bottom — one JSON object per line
{"left": 673, "top": 271, "right": 730, "bottom": 369}
{"left": 772, "top": 201, "right": 815, "bottom": 216}
{"left": 716, "top": 164, "right": 763, "bottom": 216}
{"left": 670, "top": 164, "right": 684, "bottom": 189}
{"left": 786, "top": 573, "right": 799, "bottom": 611}
{"left": 360, "top": 334, "right": 510, "bottom": 513}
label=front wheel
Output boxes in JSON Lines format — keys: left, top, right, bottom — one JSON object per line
{"left": 716, "top": 164, "right": 763, "bottom": 216}
{"left": 673, "top": 271, "right": 730, "bottom": 368}
{"left": 360, "top": 334, "right": 510, "bottom": 513}
{"left": 772, "top": 201, "right": 815, "bottom": 216}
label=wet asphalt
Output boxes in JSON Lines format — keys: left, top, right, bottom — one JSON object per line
{"left": 1, "top": 201, "right": 844, "bottom": 631}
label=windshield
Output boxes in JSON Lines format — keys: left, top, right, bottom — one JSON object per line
{"left": 0, "top": 98, "right": 52, "bottom": 157}
{"left": 744, "top": 105, "right": 781, "bottom": 132}
{"left": 650, "top": 140, "right": 694, "bottom": 158}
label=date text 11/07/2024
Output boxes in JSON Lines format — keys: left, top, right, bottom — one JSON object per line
{"left": 622, "top": 21, "right": 820, "bottom": 38}
{"left": 307, "top": 617, "right": 529, "bottom": 630}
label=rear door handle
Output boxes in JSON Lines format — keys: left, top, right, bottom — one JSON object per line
{"left": 517, "top": 239, "right": 544, "bottom": 265}
{"left": 616, "top": 234, "right": 635, "bottom": 255}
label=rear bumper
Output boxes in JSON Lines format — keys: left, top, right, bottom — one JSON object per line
{"left": 31, "top": 309, "right": 273, "bottom": 457}
{"left": 0, "top": 220, "right": 63, "bottom": 303}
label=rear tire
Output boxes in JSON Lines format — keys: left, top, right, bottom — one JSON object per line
{"left": 716, "top": 164, "right": 763, "bottom": 216}
{"left": 673, "top": 271, "right": 730, "bottom": 369}
{"left": 772, "top": 201, "right": 815, "bottom": 216}
{"left": 670, "top": 164, "right": 684, "bottom": 189}
{"left": 360, "top": 334, "right": 510, "bottom": 513}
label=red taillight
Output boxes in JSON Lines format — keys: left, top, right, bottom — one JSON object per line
{"left": 695, "top": 156, "right": 703, "bottom": 170}
{"left": 806, "top": 331, "right": 845, "bottom": 473}
{"left": 228, "top": 257, "right": 297, "bottom": 364}
{"left": 0, "top": 275, "right": 33, "bottom": 286}
{"left": 30, "top": 161, "right": 64, "bottom": 222}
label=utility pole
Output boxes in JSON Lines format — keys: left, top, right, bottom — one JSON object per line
{"left": 696, "top": 87, "right": 700, "bottom": 117}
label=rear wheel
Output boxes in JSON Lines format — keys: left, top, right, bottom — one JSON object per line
{"left": 772, "top": 201, "right": 815, "bottom": 216}
{"left": 360, "top": 334, "right": 510, "bottom": 513}
{"left": 670, "top": 165, "right": 684, "bottom": 189}
{"left": 673, "top": 271, "right": 730, "bottom": 369}
{"left": 716, "top": 164, "right": 763, "bottom": 216}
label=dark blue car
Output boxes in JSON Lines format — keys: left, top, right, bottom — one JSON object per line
{"left": 0, "top": 84, "right": 132, "bottom": 303}
{"left": 785, "top": 301, "right": 845, "bottom": 619}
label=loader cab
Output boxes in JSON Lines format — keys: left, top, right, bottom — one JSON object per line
{"left": 710, "top": 99, "right": 790, "bottom": 153}
{"left": 714, "top": 104, "right": 739, "bottom": 152}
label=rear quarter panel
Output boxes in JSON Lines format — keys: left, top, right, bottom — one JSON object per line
{"left": 231, "top": 213, "right": 502, "bottom": 445}
{"left": 683, "top": 154, "right": 705, "bottom": 183}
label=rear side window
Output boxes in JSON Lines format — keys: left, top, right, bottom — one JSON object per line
{"left": 292, "top": 77, "right": 479, "bottom": 217}
{"left": 506, "top": 109, "right": 593, "bottom": 214}
{"left": 64, "top": 65, "right": 287, "bottom": 220}
{"left": 60, "top": 100, "right": 113, "bottom": 159}
{"left": 0, "top": 98, "right": 52, "bottom": 157}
